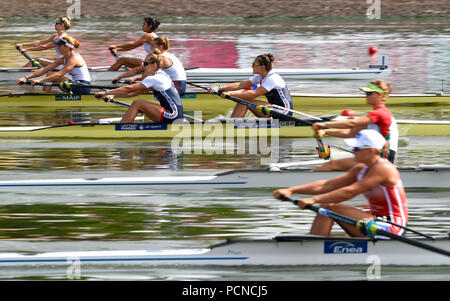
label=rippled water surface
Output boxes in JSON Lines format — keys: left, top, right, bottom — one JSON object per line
{"left": 0, "top": 17, "right": 448, "bottom": 281}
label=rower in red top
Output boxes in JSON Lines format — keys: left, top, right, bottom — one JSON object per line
{"left": 312, "top": 79, "right": 399, "bottom": 171}
{"left": 274, "top": 129, "right": 408, "bottom": 238}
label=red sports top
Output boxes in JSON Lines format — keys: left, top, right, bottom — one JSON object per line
{"left": 357, "top": 160, "right": 408, "bottom": 226}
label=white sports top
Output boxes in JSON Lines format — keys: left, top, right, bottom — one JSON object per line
{"left": 160, "top": 52, "right": 187, "bottom": 81}
{"left": 64, "top": 53, "right": 91, "bottom": 82}
{"left": 141, "top": 70, "right": 172, "bottom": 91}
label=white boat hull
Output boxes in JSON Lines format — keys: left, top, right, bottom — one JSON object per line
{"left": 0, "top": 236, "right": 448, "bottom": 266}
{"left": 0, "top": 68, "right": 393, "bottom": 82}
{"left": 0, "top": 165, "right": 448, "bottom": 191}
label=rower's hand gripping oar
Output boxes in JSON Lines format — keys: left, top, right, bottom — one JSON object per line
{"left": 94, "top": 93, "right": 131, "bottom": 108}
{"left": 278, "top": 195, "right": 450, "bottom": 257}
{"left": 15, "top": 46, "right": 43, "bottom": 68}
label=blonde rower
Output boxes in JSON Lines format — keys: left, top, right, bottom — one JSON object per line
{"left": 312, "top": 79, "right": 399, "bottom": 171}
{"left": 17, "top": 36, "right": 91, "bottom": 94}
{"left": 15, "top": 17, "right": 71, "bottom": 68}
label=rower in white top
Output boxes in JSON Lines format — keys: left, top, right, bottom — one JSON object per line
{"left": 111, "top": 36, "right": 187, "bottom": 96}
{"left": 15, "top": 17, "right": 71, "bottom": 69}
{"left": 16, "top": 36, "right": 92, "bottom": 94}
{"left": 108, "top": 17, "right": 160, "bottom": 71}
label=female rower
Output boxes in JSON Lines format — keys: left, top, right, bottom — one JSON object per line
{"left": 208, "top": 53, "right": 293, "bottom": 120}
{"left": 312, "top": 79, "right": 398, "bottom": 171}
{"left": 15, "top": 16, "right": 71, "bottom": 67}
{"left": 16, "top": 36, "right": 91, "bottom": 94}
{"left": 274, "top": 129, "right": 408, "bottom": 238}
{"left": 111, "top": 36, "right": 187, "bottom": 96}
{"left": 108, "top": 17, "right": 160, "bottom": 71}
{"left": 95, "top": 51, "right": 183, "bottom": 124}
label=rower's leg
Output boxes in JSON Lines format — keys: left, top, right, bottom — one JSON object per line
{"left": 108, "top": 58, "right": 141, "bottom": 71}
{"left": 120, "top": 100, "right": 165, "bottom": 123}
{"left": 231, "top": 99, "right": 270, "bottom": 118}
{"left": 309, "top": 203, "right": 373, "bottom": 237}
{"left": 230, "top": 103, "right": 249, "bottom": 118}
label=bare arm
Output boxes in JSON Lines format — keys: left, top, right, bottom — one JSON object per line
{"left": 110, "top": 33, "right": 154, "bottom": 52}
{"left": 16, "top": 35, "right": 55, "bottom": 49}
{"left": 17, "top": 57, "right": 64, "bottom": 82}
{"left": 297, "top": 162, "right": 396, "bottom": 209}
{"left": 97, "top": 83, "right": 149, "bottom": 99}
{"left": 112, "top": 66, "right": 145, "bottom": 83}
{"left": 36, "top": 55, "right": 79, "bottom": 82}
{"left": 227, "top": 85, "right": 268, "bottom": 100}
{"left": 273, "top": 165, "right": 362, "bottom": 199}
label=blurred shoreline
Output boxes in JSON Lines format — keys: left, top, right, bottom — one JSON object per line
{"left": 1, "top": 0, "right": 449, "bottom": 19}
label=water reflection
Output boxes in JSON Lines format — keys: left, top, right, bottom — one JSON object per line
{"left": 1, "top": 17, "right": 449, "bottom": 93}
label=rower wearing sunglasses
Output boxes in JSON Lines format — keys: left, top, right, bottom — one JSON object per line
{"left": 208, "top": 53, "right": 293, "bottom": 120}
{"left": 95, "top": 50, "right": 183, "bottom": 124}
{"left": 274, "top": 129, "right": 408, "bottom": 238}
{"left": 15, "top": 17, "right": 71, "bottom": 68}
{"left": 16, "top": 36, "right": 91, "bottom": 94}
{"left": 312, "top": 79, "right": 398, "bottom": 171}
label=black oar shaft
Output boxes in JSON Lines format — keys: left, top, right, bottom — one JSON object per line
{"left": 16, "top": 46, "right": 43, "bottom": 68}
{"left": 21, "top": 80, "right": 119, "bottom": 90}
{"left": 279, "top": 195, "right": 450, "bottom": 257}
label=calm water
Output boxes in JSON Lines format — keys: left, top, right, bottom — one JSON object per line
{"left": 0, "top": 17, "right": 448, "bottom": 281}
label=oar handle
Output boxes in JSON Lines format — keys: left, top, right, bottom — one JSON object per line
{"left": 16, "top": 46, "right": 43, "bottom": 68}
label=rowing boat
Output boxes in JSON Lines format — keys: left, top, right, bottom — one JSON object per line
{"left": 0, "top": 165, "right": 448, "bottom": 190}
{"left": 0, "top": 91, "right": 448, "bottom": 108}
{"left": 0, "top": 235, "right": 448, "bottom": 266}
{"left": 0, "top": 116, "right": 448, "bottom": 139}
{"left": 0, "top": 67, "right": 394, "bottom": 83}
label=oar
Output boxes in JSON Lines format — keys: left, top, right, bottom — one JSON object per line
{"left": 279, "top": 195, "right": 450, "bottom": 257}
{"left": 15, "top": 46, "right": 43, "bottom": 68}
{"left": 188, "top": 82, "right": 319, "bottom": 125}
{"left": 188, "top": 81, "right": 331, "bottom": 158}
{"left": 94, "top": 95, "right": 202, "bottom": 122}
{"left": 20, "top": 80, "right": 120, "bottom": 90}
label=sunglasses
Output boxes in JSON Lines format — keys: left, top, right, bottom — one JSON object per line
{"left": 142, "top": 60, "right": 150, "bottom": 66}
{"left": 252, "top": 62, "right": 261, "bottom": 68}
{"left": 365, "top": 91, "right": 380, "bottom": 96}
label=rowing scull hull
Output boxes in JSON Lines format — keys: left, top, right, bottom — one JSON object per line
{"left": 0, "top": 119, "right": 448, "bottom": 139}
{"left": 0, "top": 68, "right": 393, "bottom": 82}
{"left": 0, "top": 236, "right": 448, "bottom": 266}
{"left": 0, "top": 92, "right": 448, "bottom": 108}
{"left": 0, "top": 166, "right": 448, "bottom": 190}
